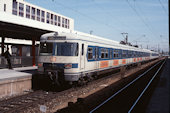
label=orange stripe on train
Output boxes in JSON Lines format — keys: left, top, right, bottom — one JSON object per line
{"left": 100, "top": 61, "right": 109, "bottom": 68}
{"left": 113, "top": 60, "right": 119, "bottom": 66}
{"left": 133, "top": 58, "right": 136, "bottom": 62}
{"left": 122, "top": 59, "right": 126, "bottom": 64}
{"left": 140, "top": 57, "right": 142, "bottom": 61}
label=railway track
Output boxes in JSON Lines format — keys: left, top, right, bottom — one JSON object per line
{"left": 0, "top": 90, "right": 57, "bottom": 113}
{"left": 57, "top": 58, "right": 166, "bottom": 113}
{"left": 0, "top": 58, "right": 165, "bottom": 113}
{"left": 89, "top": 59, "right": 166, "bottom": 113}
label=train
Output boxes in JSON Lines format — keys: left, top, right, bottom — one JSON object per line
{"left": 37, "top": 31, "right": 159, "bottom": 85}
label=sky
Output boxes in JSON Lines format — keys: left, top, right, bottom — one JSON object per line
{"left": 26, "top": 0, "right": 169, "bottom": 52}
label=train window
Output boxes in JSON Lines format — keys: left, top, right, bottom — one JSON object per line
{"left": 122, "top": 50, "right": 126, "bottom": 58}
{"left": 12, "top": 0, "right": 17, "bottom": 15}
{"left": 101, "top": 48, "right": 105, "bottom": 59}
{"left": 128, "top": 51, "right": 132, "bottom": 57}
{"left": 58, "top": 16, "right": 61, "bottom": 26}
{"left": 40, "top": 42, "right": 53, "bottom": 56}
{"left": 41, "top": 11, "right": 45, "bottom": 22}
{"left": 19, "top": 3, "right": 24, "bottom": 17}
{"left": 82, "top": 44, "right": 84, "bottom": 55}
{"left": 95, "top": 47, "right": 98, "bottom": 59}
{"left": 31, "top": 7, "right": 35, "bottom": 20}
{"left": 88, "top": 47, "right": 93, "bottom": 59}
{"left": 37, "top": 9, "right": 40, "bottom": 21}
{"left": 116, "top": 50, "right": 119, "bottom": 58}
{"left": 46, "top": 12, "right": 50, "bottom": 23}
{"left": 26, "top": 5, "right": 30, "bottom": 18}
{"left": 113, "top": 50, "right": 116, "bottom": 58}
{"left": 114, "top": 50, "right": 118, "bottom": 58}
{"left": 110, "top": 49, "right": 112, "bottom": 58}
{"left": 117, "top": 50, "right": 119, "bottom": 58}
{"left": 105, "top": 49, "right": 109, "bottom": 58}
{"left": 51, "top": 14, "right": 53, "bottom": 24}
{"left": 54, "top": 43, "right": 79, "bottom": 56}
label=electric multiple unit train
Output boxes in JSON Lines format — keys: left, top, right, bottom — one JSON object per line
{"left": 37, "top": 31, "right": 159, "bottom": 85}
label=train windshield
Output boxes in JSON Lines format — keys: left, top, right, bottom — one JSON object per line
{"left": 54, "top": 42, "right": 79, "bottom": 56}
{"left": 39, "top": 42, "right": 79, "bottom": 56}
{"left": 40, "top": 42, "right": 53, "bottom": 55}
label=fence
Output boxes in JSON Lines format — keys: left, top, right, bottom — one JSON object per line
{"left": 0, "top": 56, "right": 38, "bottom": 69}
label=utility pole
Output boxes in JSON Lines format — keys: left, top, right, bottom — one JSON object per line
{"left": 121, "top": 32, "right": 128, "bottom": 44}
{"left": 90, "top": 30, "right": 93, "bottom": 35}
{"left": 146, "top": 45, "right": 148, "bottom": 49}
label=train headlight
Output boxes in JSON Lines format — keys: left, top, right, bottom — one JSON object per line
{"left": 65, "top": 63, "right": 72, "bottom": 69}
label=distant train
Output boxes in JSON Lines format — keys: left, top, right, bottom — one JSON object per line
{"left": 37, "top": 31, "right": 159, "bottom": 85}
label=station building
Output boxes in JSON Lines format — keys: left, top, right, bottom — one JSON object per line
{"left": 0, "top": 0, "right": 74, "bottom": 68}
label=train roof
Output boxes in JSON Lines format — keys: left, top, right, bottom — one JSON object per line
{"left": 41, "top": 31, "right": 158, "bottom": 54}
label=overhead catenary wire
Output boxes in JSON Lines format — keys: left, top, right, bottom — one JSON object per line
{"left": 52, "top": 0, "right": 123, "bottom": 33}
{"left": 134, "top": 1, "right": 161, "bottom": 39}
{"left": 158, "top": 0, "right": 168, "bottom": 15}
{"left": 126, "top": 0, "right": 159, "bottom": 40}
{"left": 91, "top": 0, "right": 141, "bottom": 36}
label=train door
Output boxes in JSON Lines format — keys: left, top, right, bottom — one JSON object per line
{"left": 94, "top": 47, "right": 99, "bottom": 69}
{"left": 80, "top": 43, "right": 85, "bottom": 70}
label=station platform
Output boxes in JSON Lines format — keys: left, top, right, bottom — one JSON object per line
{"left": 0, "top": 66, "right": 37, "bottom": 99}
{"left": 146, "top": 57, "right": 170, "bottom": 113}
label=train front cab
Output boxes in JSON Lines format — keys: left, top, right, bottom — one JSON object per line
{"left": 38, "top": 40, "right": 82, "bottom": 85}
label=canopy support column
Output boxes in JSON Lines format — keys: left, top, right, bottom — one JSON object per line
{"left": 32, "top": 38, "right": 35, "bottom": 66}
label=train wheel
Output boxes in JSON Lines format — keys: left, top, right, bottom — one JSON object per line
{"left": 77, "top": 77, "right": 86, "bottom": 86}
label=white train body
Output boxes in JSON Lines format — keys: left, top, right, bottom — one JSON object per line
{"left": 38, "top": 31, "right": 159, "bottom": 83}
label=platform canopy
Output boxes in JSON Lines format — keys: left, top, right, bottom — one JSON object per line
{"left": 0, "top": 21, "right": 50, "bottom": 41}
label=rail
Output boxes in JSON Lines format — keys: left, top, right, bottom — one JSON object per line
{"left": 128, "top": 59, "right": 166, "bottom": 113}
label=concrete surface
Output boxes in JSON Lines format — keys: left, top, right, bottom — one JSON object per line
{"left": 0, "top": 66, "right": 36, "bottom": 98}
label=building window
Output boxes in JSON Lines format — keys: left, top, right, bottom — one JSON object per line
{"left": 58, "top": 16, "right": 61, "bottom": 26}
{"left": 54, "top": 15, "right": 57, "bottom": 25}
{"left": 51, "top": 14, "right": 53, "bottom": 24}
{"left": 4, "top": 4, "right": 6, "bottom": 12}
{"left": 62, "top": 18, "right": 65, "bottom": 27}
{"left": 46, "top": 12, "right": 50, "bottom": 24}
{"left": 37, "top": 9, "right": 40, "bottom": 21}
{"left": 31, "top": 7, "right": 35, "bottom": 20}
{"left": 12, "top": 0, "right": 17, "bottom": 15}
{"left": 26, "top": 5, "right": 30, "bottom": 18}
{"left": 68, "top": 19, "right": 70, "bottom": 29}
{"left": 88, "top": 47, "right": 93, "bottom": 60}
{"left": 65, "top": 19, "right": 67, "bottom": 28}
{"left": 19, "top": 3, "right": 24, "bottom": 17}
{"left": 41, "top": 10, "right": 45, "bottom": 22}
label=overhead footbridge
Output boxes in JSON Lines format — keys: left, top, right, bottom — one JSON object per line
{"left": 0, "top": 0, "right": 74, "bottom": 66}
